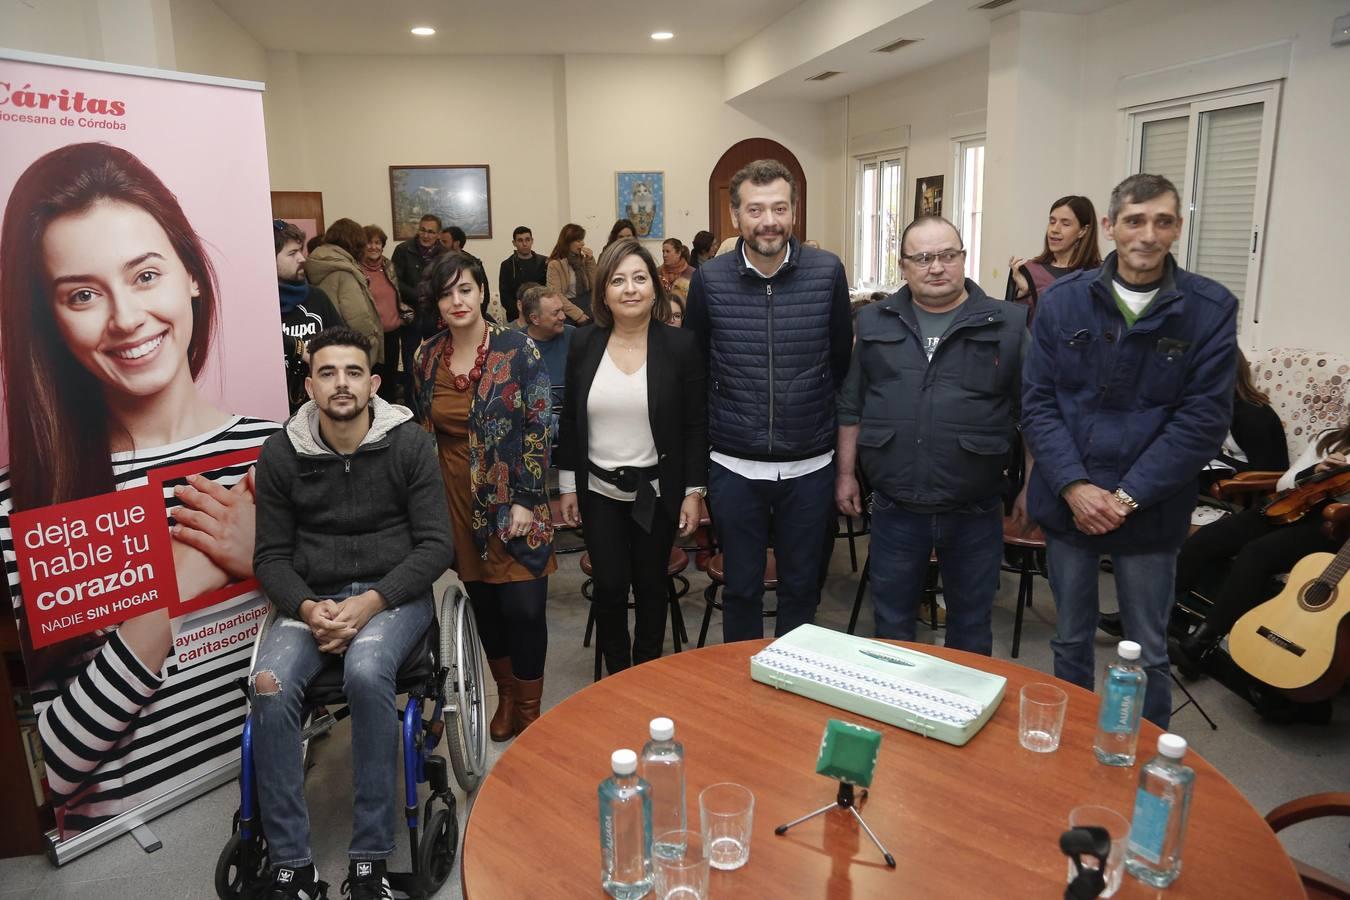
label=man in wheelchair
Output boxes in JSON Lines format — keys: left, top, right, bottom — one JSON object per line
{"left": 251, "top": 326, "right": 454, "bottom": 899}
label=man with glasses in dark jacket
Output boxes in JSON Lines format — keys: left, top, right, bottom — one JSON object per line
{"left": 685, "top": 159, "right": 852, "bottom": 642}
{"left": 1022, "top": 173, "right": 1237, "bottom": 728}
{"left": 837, "top": 216, "right": 1026, "bottom": 654}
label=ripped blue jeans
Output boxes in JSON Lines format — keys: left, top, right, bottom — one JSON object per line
{"left": 250, "top": 583, "right": 434, "bottom": 867}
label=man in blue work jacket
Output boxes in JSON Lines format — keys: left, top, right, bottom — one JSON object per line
{"left": 1022, "top": 173, "right": 1237, "bottom": 728}
{"left": 837, "top": 216, "right": 1027, "bottom": 654}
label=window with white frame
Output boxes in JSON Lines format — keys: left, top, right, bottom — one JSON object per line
{"left": 853, "top": 150, "right": 905, "bottom": 289}
{"left": 949, "top": 136, "right": 986, "bottom": 281}
{"left": 1128, "top": 83, "right": 1280, "bottom": 325}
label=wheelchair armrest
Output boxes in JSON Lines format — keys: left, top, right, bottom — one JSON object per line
{"left": 1211, "top": 471, "right": 1282, "bottom": 501}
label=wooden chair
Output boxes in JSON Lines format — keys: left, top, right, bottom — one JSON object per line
{"left": 1264, "top": 792, "right": 1350, "bottom": 899}
{"left": 1001, "top": 516, "right": 1045, "bottom": 659}
{"left": 580, "top": 546, "right": 691, "bottom": 682}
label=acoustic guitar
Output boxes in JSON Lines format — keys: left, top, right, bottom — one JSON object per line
{"left": 1229, "top": 536, "right": 1350, "bottom": 702}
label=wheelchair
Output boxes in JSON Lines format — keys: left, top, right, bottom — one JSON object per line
{"left": 215, "top": 584, "right": 489, "bottom": 899}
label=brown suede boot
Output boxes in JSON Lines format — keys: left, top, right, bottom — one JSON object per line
{"left": 513, "top": 677, "right": 544, "bottom": 735}
{"left": 487, "top": 657, "right": 516, "bottom": 742}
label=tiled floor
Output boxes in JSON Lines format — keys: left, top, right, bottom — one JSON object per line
{"left": 2, "top": 530, "right": 1347, "bottom": 898}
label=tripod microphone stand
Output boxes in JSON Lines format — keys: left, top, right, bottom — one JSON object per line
{"left": 775, "top": 780, "right": 896, "bottom": 868}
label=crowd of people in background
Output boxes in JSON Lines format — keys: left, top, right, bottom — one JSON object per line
{"left": 252, "top": 156, "right": 1350, "bottom": 896}
{"left": 270, "top": 156, "right": 1344, "bottom": 760}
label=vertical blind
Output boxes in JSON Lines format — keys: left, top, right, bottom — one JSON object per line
{"left": 1139, "top": 117, "right": 1189, "bottom": 193}
{"left": 1188, "top": 103, "right": 1263, "bottom": 305}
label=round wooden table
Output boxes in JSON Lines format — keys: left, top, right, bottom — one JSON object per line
{"left": 461, "top": 641, "right": 1301, "bottom": 898}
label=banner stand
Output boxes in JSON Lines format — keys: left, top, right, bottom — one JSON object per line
{"left": 0, "top": 47, "right": 286, "bottom": 866}
{"left": 44, "top": 762, "right": 239, "bottom": 865}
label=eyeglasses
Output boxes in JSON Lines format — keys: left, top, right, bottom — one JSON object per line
{"left": 901, "top": 249, "right": 966, "bottom": 267}
{"left": 417, "top": 227, "right": 439, "bottom": 235}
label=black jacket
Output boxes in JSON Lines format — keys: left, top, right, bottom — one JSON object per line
{"left": 499, "top": 252, "right": 548, "bottom": 322}
{"left": 838, "top": 283, "right": 1028, "bottom": 511}
{"left": 555, "top": 323, "right": 708, "bottom": 522}
{"left": 684, "top": 237, "right": 852, "bottom": 461}
{"left": 1224, "top": 399, "right": 1288, "bottom": 473}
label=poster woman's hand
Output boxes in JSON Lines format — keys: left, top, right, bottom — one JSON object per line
{"left": 172, "top": 473, "right": 257, "bottom": 581}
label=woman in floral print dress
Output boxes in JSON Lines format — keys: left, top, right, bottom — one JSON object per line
{"left": 414, "top": 251, "right": 556, "bottom": 738}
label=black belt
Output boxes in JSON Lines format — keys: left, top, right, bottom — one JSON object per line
{"left": 588, "top": 461, "right": 660, "bottom": 532}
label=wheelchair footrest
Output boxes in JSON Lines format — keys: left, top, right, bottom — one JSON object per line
{"left": 425, "top": 756, "right": 449, "bottom": 795}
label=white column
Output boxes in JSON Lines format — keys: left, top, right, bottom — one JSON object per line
{"left": 982, "top": 11, "right": 1087, "bottom": 292}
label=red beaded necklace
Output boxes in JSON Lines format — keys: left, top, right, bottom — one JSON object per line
{"left": 442, "top": 321, "right": 490, "bottom": 392}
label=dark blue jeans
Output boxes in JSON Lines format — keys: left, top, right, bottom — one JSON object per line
{"left": 867, "top": 495, "right": 1003, "bottom": 655}
{"left": 250, "top": 584, "right": 434, "bottom": 866}
{"left": 1044, "top": 536, "right": 1177, "bottom": 728}
{"left": 709, "top": 461, "right": 834, "bottom": 642}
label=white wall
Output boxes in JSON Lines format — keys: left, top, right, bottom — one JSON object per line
{"left": 841, "top": 0, "right": 1350, "bottom": 354}
{"left": 169, "top": 0, "right": 265, "bottom": 83}
{"left": 266, "top": 53, "right": 568, "bottom": 269}
{"left": 844, "top": 46, "right": 989, "bottom": 286}
{"left": 562, "top": 54, "right": 844, "bottom": 258}
{"left": 1068, "top": 0, "right": 1350, "bottom": 353}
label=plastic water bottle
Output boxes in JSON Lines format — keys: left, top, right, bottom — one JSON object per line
{"left": 598, "top": 748, "right": 653, "bottom": 899}
{"left": 1093, "top": 640, "right": 1147, "bottom": 766}
{"left": 1125, "top": 734, "right": 1195, "bottom": 888}
{"left": 639, "top": 717, "right": 686, "bottom": 856}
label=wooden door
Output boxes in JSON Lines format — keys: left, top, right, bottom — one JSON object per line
{"left": 708, "top": 138, "right": 807, "bottom": 245}
{"left": 270, "top": 191, "right": 325, "bottom": 243}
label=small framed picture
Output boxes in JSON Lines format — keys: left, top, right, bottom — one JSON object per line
{"left": 389, "top": 165, "right": 492, "bottom": 241}
{"left": 616, "top": 171, "right": 665, "bottom": 240}
{"left": 915, "top": 174, "right": 944, "bottom": 218}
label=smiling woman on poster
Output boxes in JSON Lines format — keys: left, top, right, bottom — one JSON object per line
{"left": 0, "top": 142, "right": 279, "bottom": 833}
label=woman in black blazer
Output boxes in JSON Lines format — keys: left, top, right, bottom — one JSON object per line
{"left": 557, "top": 238, "right": 708, "bottom": 674}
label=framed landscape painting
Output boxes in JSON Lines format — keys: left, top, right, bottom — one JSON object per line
{"left": 389, "top": 165, "right": 492, "bottom": 240}
{"left": 616, "top": 171, "right": 665, "bottom": 240}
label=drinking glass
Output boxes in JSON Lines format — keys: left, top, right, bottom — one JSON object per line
{"left": 653, "top": 830, "right": 709, "bottom": 899}
{"left": 699, "top": 782, "right": 754, "bottom": 871}
{"left": 1019, "top": 683, "right": 1067, "bottom": 752}
{"left": 1067, "top": 805, "right": 1129, "bottom": 897}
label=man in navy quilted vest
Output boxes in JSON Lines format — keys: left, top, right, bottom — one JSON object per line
{"left": 1022, "top": 173, "right": 1237, "bottom": 728}
{"left": 685, "top": 159, "right": 853, "bottom": 641}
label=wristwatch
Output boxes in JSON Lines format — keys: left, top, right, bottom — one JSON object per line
{"left": 1112, "top": 488, "right": 1139, "bottom": 511}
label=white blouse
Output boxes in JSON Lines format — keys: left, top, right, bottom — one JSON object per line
{"left": 560, "top": 351, "right": 659, "bottom": 501}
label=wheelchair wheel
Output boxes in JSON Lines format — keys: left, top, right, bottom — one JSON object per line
{"left": 214, "top": 830, "right": 269, "bottom": 899}
{"left": 440, "top": 584, "right": 489, "bottom": 793}
{"left": 417, "top": 805, "right": 459, "bottom": 892}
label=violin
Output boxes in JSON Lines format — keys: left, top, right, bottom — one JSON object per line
{"left": 1261, "top": 464, "right": 1350, "bottom": 524}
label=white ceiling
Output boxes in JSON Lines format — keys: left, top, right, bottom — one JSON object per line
{"left": 215, "top": 0, "right": 807, "bottom": 57}
{"left": 740, "top": 0, "right": 1125, "bottom": 102}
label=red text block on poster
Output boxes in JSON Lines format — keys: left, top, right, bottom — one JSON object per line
{"left": 147, "top": 446, "right": 262, "bottom": 617}
{"left": 10, "top": 485, "right": 176, "bottom": 649}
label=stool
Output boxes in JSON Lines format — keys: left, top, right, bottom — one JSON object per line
{"left": 581, "top": 546, "right": 691, "bottom": 681}
{"left": 836, "top": 511, "right": 869, "bottom": 573}
{"left": 1000, "top": 516, "right": 1045, "bottom": 658}
{"left": 847, "top": 551, "right": 943, "bottom": 635}
{"left": 697, "top": 551, "right": 778, "bottom": 647}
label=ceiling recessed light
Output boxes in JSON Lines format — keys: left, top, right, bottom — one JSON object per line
{"left": 651, "top": 31, "right": 674, "bottom": 41}
{"left": 411, "top": 26, "right": 435, "bottom": 36}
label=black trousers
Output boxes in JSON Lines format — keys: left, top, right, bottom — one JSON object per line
{"left": 1176, "top": 508, "right": 1336, "bottom": 635}
{"left": 583, "top": 490, "right": 677, "bottom": 674}
{"left": 466, "top": 577, "right": 549, "bottom": 680}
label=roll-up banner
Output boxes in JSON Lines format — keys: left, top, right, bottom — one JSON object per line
{"left": 0, "top": 49, "right": 286, "bottom": 864}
